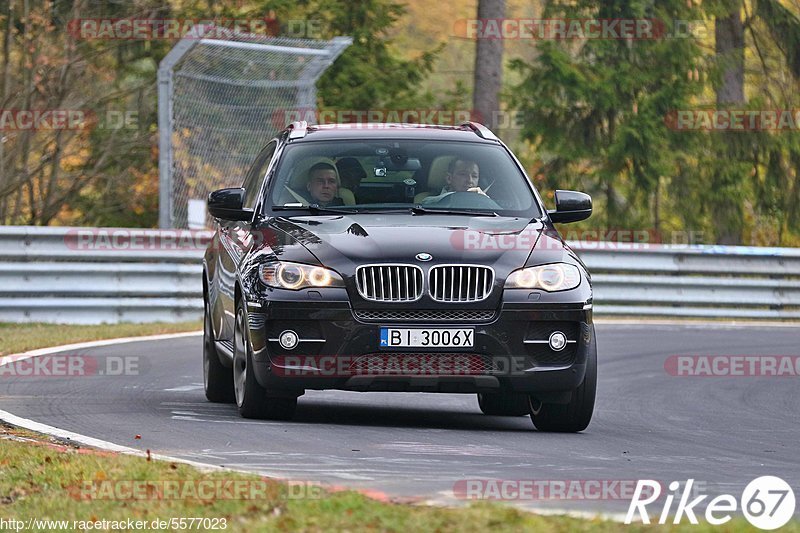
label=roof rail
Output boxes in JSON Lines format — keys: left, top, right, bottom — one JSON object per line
{"left": 287, "top": 120, "right": 309, "bottom": 140}
{"left": 460, "top": 121, "right": 499, "bottom": 141}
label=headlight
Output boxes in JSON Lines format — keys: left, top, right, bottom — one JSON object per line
{"left": 504, "top": 263, "right": 581, "bottom": 292}
{"left": 259, "top": 262, "right": 344, "bottom": 290}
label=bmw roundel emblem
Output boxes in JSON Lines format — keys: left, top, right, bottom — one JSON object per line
{"left": 416, "top": 253, "right": 433, "bottom": 262}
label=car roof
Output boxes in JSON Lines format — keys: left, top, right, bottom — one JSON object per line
{"left": 284, "top": 122, "right": 501, "bottom": 143}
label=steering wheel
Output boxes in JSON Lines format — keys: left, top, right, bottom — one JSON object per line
{"left": 432, "top": 191, "right": 502, "bottom": 210}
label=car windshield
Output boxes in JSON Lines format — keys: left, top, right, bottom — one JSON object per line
{"left": 266, "top": 139, "right": 542, "bottom": 218}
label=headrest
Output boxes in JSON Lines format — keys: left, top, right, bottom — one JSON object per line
{"left": 426, "top": 156, "right": 455, "bottom": 192}
{"left": 336, "top": 157, "right": 366, "bottom": 181}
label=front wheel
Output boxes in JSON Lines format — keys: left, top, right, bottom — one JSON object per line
{"left": 233, "top": 300, "right": 297, "bottom": 420}
{"left": 203, "top": 296, "right": 234, "bottom": 403}
{"left": 529, "top": 325, "right": 597, "bottom": 432}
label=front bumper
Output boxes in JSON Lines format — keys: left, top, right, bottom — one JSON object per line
{"left": 247, "top": 293, "right": 593, "bottom": 395}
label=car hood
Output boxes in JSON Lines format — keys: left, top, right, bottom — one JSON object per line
{"left": 264, "top": 214, "right": 551, "bottom": 275}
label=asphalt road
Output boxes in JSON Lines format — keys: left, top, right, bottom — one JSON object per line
{"left": 2, "top": 323, "right": 799, "bottom": 516}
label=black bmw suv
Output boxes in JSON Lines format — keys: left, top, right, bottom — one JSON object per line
{"left": 203, "top": 121, "right": 596, "bottom": 432}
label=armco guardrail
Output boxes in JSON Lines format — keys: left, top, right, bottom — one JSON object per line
{"left": 572, "top": 243, "right": 800, "bottom": 319}
{"left": 1, "top": 226, "right": 799, "bottom": 323}
{"left": 0, "top": 226, "right": 208, "bottom": 324}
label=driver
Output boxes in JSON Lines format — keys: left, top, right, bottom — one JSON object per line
{"left": 303, "top": 162, "right": 345, "bottom": 207}
{"left": 421, "top": 158, "right": 488, "bottom": 204}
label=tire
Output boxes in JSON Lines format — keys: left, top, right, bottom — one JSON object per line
{"left": 529, "top": 325, "right": 597, "bottom": 432}
{"left": 477, "top": 392, "right": 529, "bottom": 416}
{"left": 203, "top": 296, "right": 235, "bottom": 403}
{"left": 233, "top": 299, "right": 297, "bottom": 420}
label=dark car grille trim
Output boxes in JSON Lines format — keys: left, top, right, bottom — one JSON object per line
{"left": 349, "top": 353, "right": 499, "bottom": 376}
{"left": 428, "top": 264, "right": 494, "bottom": 303}
{"left": 353, "top": 309, "right": 497, "bottom": 322}
{"left": 356, "top": 264, "right": 424, "bottom": 302}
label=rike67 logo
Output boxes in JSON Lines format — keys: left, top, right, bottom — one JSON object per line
{"left": 626, "top": 476, "right": 796, "bottom": 530}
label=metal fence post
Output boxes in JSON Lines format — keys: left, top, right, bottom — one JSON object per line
{"left": 157, "top": 32, "right": 202, "bottom": 229}
{"left": 157, "top": 68, "right": 174, "bottom": 229}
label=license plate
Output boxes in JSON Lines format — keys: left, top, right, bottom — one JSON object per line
{"left": 379, "top": 328, "right": 474, "bottom": 348}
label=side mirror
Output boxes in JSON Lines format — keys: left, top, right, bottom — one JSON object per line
{"left": 547, "top": 190, "right": 592, "bottom": 223}
{"left": 207, "top": 188, "right": 253, "bottom": 221}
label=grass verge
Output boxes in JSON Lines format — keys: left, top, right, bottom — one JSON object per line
{"left": 1, "top": 425, "right": 797, "bottom": 532}
{"left": 0, "top": 321, "right": 202, "bottom": 356}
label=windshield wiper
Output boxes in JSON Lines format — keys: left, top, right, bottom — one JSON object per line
{"left": 410, "top": 206, "right": 499, "bottom": 217}
{"left": 272, "top": 204, "right": 500, "bottom": 217}
{"left": 272, "top": 204, "right": 358, "bottom": 215}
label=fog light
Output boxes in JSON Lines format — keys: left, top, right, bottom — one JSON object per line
{"left": 279, "top": 330, "right": 299, "bottom": 350}
{"left": 549, "top": 331, "right": 567, "bottom": 351}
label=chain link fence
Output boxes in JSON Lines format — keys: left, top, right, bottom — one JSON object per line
{"left": 158, "top": 26, "right": 351, "bottom": 228}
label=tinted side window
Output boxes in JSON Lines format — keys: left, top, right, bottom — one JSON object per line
{"left": 242, "top": 141, "right": 276, "bottom": 209}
